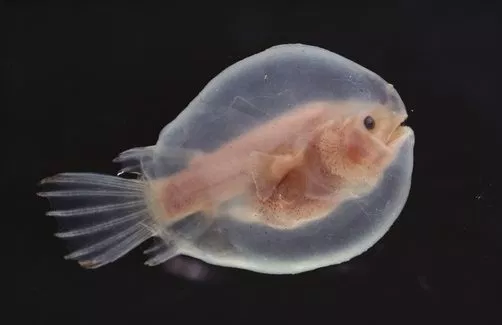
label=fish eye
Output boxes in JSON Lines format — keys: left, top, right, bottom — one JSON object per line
{"left": 363, "top": 115, "right": 375, "bottom": 130}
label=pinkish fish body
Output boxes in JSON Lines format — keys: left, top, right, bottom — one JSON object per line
{"left": 151, "top": 101, "right": 410, "bottom": 231}
{"left": 150, "top": 102, "right": 337, "bottom": 223}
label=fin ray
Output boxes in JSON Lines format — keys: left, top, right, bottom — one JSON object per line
{"left": 54, "top": 208, "right": 148, "bottom": 238}
{"left": 39, "top": 171, "right": 176, "bottom": 268}
{"left": 78, "top": 226, "right": 153, "bottom": 269}
{"left": 38, "top": 144, "right": 190, "bottom": 268}
{"left": 46, "top": 199, "right": 145, "bottom": 217}
{"left": 143, "top": 238, "right": 178, "bottom": 266}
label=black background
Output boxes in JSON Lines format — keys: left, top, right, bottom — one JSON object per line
{"left": 8, "top": 1, "right": 501, "bottom": 324}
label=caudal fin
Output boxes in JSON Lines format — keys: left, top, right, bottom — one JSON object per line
{"left": 38, "top": 172, "right": 157, "bottom": 268}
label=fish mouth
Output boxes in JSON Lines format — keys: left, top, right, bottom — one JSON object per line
{"left": 386, "top": 115, "right": 412, "bottom": 147}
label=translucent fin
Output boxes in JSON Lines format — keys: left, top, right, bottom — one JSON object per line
{"left": 153, "top": 146, "right": 204, "bottom": 169}
{"left": 229, "top": 96, "right": 270, "bottom": 119}
{"left": 143, "top": 238, "right": 178, "bottom": 266}
{"left": 38, "top": 172, "right": 162, "bottom": 268}
{"left": 114, "top": 144, "right": 205, "bottom": 181}
{"left": 188, "top": 96, "right": 271, "bottom": 145}
{"left": 113, "top": 146, "right": 155, "bottom": 176}
{"left": 249, "top": 151, "right": 303, "bottom": 201}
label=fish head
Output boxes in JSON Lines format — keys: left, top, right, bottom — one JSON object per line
{"left": 318, "top": 103, "right": 413, "bottom": 183}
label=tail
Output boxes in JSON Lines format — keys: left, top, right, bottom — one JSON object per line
{"left": 37, "top": 147, "right": 178, "bottom": 268}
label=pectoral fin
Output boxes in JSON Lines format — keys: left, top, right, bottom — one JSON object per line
{"left": 304, "top": 179, "right": 337, "bottom": 201}
{"left": 249, "top": 151, "right": 303, "bottom": 201}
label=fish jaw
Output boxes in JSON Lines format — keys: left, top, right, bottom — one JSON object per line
{"left": 387, "top": 124, "right": 413, "bottom": 149}
{"left": 379, "top": 110, "right": 412, "bottom": 148}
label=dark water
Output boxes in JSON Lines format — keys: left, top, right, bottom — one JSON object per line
{"left": 8, "top": 2, "right": 500, "bottom": 324}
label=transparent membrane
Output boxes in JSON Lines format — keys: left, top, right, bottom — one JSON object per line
{"left": 142, "top": 44, "right": 414, "bottom": 274}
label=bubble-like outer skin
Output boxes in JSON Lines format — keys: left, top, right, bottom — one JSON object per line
{"left": 147, "top": 44, "right": 414, "bottom": 274}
